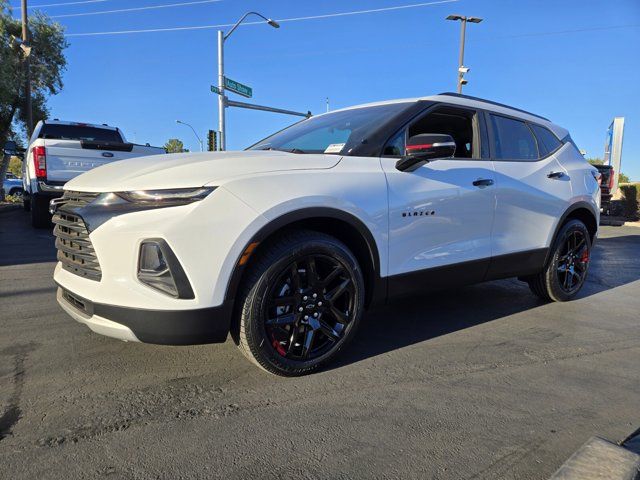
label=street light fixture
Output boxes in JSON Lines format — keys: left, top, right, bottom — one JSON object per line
{"left": 176, "top": 119, "right": 204, "bottom": 152}
{"left": 217, "top": 12, "right": 280, "bottom": 151}
{"left": 446, "top": 14, "right": 483, "bottom": 93}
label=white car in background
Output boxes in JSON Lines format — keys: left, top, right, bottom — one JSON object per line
{"left": 22, "top": 120, "right": 165, "bottom": 227}
{"left": 52, "top": 93, "right": 600, "bottom": 376}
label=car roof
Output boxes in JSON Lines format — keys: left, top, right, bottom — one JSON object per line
{"left": 329, "top": 93, "right": 568, "bottom": 139}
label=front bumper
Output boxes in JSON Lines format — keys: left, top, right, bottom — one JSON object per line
{"left": 57, "top": 286, "right": 232, "bottom": 345}
{"left": 52, "top": 186, "right": 265, "bottom": 344}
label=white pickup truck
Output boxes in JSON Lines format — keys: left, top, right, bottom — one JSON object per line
{"left": 22, "top": 120, "right": 165, "bottom": 227}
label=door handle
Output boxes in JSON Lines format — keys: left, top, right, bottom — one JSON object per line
{"left": 472, "top": 178, "right": 494, "bottom": 187}
{"left": 547, "top": 171, "right": 565, "bottom": 179}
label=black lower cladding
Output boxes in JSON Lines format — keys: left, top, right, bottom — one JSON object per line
{"left": 58, "top": 287, "right": 232, "bottom": 345}
{"left": 387, "top": 248, "right": 549, "bottom": 298}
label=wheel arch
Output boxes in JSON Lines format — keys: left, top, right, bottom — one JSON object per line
{"left": 547, "top": 202, "right": 598, "bottom": 261}
{"left": 224, "top": 207, "right": 384, "bottom": 310}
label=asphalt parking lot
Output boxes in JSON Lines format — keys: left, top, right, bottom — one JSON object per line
{"left": 1, "top": 204, "right": 639, "bottom": 480}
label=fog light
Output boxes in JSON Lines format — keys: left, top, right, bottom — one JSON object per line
{"left": 137, "top": 240, "right": 194, "bottom": 299}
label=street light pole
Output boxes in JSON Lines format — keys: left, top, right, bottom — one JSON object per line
{"left": 456, "top": 18, "right": 466, "bottom": 93}
{"left": 176, "top": 119, "right": 203, "bottom": 152}
{"left": 217, "top": 29, "right": 225, "bottom": 151}
{"left": 21, "top": 0, "right": 33, "bottom": 136}
{"left": 217, "top": 12, "right": 279, "bottom": 151}
{"left": 446, "top": 15, "right": 483, "bottom": 93}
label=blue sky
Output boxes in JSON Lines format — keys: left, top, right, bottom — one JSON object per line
{"left": 12, "top": 0, "right": 640, "bottom": 179}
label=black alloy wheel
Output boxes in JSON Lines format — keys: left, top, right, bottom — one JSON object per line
{"left": 526, "top": 219, "right": 592, "bottom": 302}
{"left": 555, "top": 229, "right": 590, "bottom": 295}
{"left": 264, "top": 254, "right": 356, "bottom": 362}
{"left": 236, "top": 230, "right": 365, "bottom": 376}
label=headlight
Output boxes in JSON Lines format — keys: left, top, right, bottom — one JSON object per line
{"left": 115, "top": 187, "right": 215, "bottom": 206}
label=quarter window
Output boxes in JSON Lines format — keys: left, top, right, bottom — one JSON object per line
{"left": 490, "top": 115, "right": 538, "bottom": 160}
{"left": 530, "top": 124, "right": 562, "bottom": 156}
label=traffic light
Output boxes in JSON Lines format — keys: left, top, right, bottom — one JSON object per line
{"left": 207, "top": 130, "right": 217, "bottom": 151}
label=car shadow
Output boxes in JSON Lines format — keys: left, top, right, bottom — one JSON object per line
{"left": 0, "top": 207, "right": 56, "bottom": 267}
{"left": 329, "top": 233, "right": 640, "bottom": 371}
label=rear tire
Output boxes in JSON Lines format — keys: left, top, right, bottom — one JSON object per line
{"left": 31, "top": 195, "right": 51, "bottom": 228}
{"left": 526, "top": 219, "right": 591, "bottom": 302}
{"left": 236, "top": 230, "right": 365, "bottom": 376}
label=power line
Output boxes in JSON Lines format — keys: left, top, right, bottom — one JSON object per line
{"left": 18, "top": 0, "right": 109, "bottom": 9}
{"left": 65, "top": 0, "right": 458, "bottom": 37}
{"left": 50, "top": 0, "right": 222, "bottom": 19}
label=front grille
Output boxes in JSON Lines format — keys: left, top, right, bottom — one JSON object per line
{"left": 61, "top": 190, "right": 101, "bottom": 208}
{"left": 52, "top": 191, "right": 102, "bottom": 281}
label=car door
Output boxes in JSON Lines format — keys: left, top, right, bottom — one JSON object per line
{"left": 379, "top": 104, "right": 496, "bottom": 297}
{"left": 486, "top": 112, "right": 572, "bottom": 277}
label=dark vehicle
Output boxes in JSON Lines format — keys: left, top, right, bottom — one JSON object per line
{"left": 595, "top": 164, "right": 614, "bottom": 215}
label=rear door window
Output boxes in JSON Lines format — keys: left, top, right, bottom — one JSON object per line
{"left": 490, "top": 114, "right": 538, "bottom": 160}
{"left": 39, "top": 124, "right": 123, "bottom": 143}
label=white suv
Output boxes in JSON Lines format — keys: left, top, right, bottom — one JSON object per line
{"left": 52, "top": 93, "right": 600, "bottom": 376}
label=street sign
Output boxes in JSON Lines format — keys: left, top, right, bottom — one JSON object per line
{"left": 210, "top": 85, "right": 222, "bottom": 95}
{"left": 224, "top": 77, "right": 252, "bottom": 98}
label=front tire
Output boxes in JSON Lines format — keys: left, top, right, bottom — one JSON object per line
{"left": 9, "top": 188, "right": 23, "bottom": 199}
{"left": 527, "top": 219, "right": 592, "bottom": 302}
{"left": 236, "top": 230, "right": 365, "bottom": 376}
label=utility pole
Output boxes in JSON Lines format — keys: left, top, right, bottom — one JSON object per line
{"left": 21, "top": 0, "right": 33, "bottom": 136}
{"left": 446, "top": 15, "right": 483, "bottom": 93}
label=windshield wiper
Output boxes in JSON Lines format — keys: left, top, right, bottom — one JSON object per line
{"left": 256, "top": 146, "right": 307, "bottom": 154}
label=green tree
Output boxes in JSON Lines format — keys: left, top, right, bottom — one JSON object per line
{"left": 8, "top": 155, "right": 21, "bottom": 177}
{"left": 1, "top": 1, "right": 67, "bottom": 200}
{"left": 0, "top": 1, "right": 67, "bottom": 145}
{"left": 164, "top": 138, "right": 188, "bottom": 153}
{"left": 618, "top": 172, "right": 630, "bottom": 184}
{"left": 587, "top": 158, "right": 604, "bottom": 166}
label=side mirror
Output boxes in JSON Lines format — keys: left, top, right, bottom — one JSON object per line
{"left": 395, "top": 134, "right": 456, "bottom": 172}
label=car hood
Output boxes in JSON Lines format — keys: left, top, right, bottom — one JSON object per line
{"left": 64, "top": 150, "right": 342, "bottom": 192}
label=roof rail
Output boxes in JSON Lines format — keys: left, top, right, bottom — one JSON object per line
{"left": 437, "top": 92, "right": 550, "bottom": 122}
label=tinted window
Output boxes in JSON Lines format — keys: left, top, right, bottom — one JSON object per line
{"left": 383, "top": 106, "right": 478, "bottom": 158}
{"left": 490, "top": 115, "right": 537, "bottom": 160}
{"left": 39, "top": 124, "right": 123, "bottom": 143}
{"left": 530, "top": 124, "right": 562, "bottom": 156}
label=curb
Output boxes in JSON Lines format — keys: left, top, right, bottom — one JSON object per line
{"left": 550, "top": 437, "right": 640, "bottom": 480}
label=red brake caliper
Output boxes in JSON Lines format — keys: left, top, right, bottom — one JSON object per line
{"left": 272, "top": 336, "right": 286, "bottom": 356}
{"left": 580, "top": 249, "right": 590, "bottom": 263}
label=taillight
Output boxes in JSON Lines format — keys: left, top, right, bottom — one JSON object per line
{"left": 32, "top": 146, "right": 46, "bottom": 179}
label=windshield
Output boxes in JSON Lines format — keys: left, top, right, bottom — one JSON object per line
{"left": 248, "top": 102, "right": 411, "bottom": 155}
{"left": 39, "top": 124, "right": 123, "bottom": 143}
